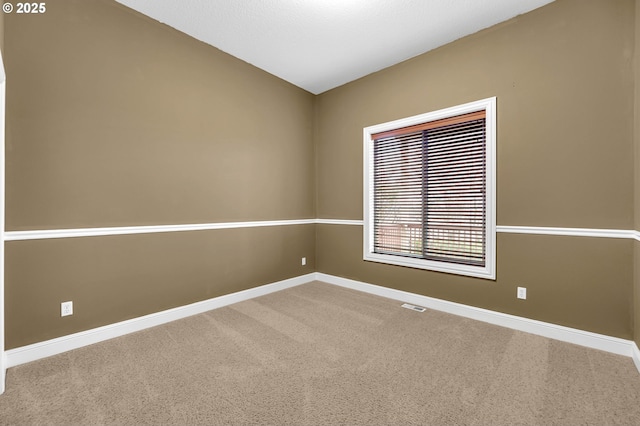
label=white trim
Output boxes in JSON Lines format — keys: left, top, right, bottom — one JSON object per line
{"left": 4, "top": 221, "right": 640, "bottom": 242}
{"left": 315, "top": 219, "right": 363, "bottom": 226}
{"left": 321, "top": 222, "right": 640, "bottom": 241}
{"left": 316, "top": 273, "right": 636, "bottom": 358}
{"left": 362, "top": 97, "right": 497, "bottom": 280}
{"left": 497, "top": 225, "right": 634, "bottom": 239}
{"left": 4, "top": 273, "right": 314, "bottom": 368}
{"left": 4, "top": 219, "right": 316, "bottom": 241}
{"left": 633, "top": 343, "right": 640, "bottom": 374}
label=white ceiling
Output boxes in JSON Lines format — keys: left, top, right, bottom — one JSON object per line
{"left": 115, "top": 0, "right": 555, "bottom": 94}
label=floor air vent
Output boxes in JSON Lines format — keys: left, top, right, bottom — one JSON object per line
{"left": 401, "top": 303, "right": 426, "bottom": 313}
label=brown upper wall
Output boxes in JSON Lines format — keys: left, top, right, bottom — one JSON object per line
{"left": 636, "top": 0, "right": 640, "bottom": 231}
{"left": 5, "top": 0, "right": 633, "bottom": 230}
{"left": 5, "top": 0, "right": 315, "bottom": 230}
{"left": 634, "top": 0, "right": 640, "bottom": 347}
{"left": 0, "top": 7, "right": 4, "bottom": 54}
{"left": 316, "top": 0, "right": 635, "bottom": 230}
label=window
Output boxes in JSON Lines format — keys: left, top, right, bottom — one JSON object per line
{"left": 363, "top": 97, "right": 496, "bottom": 279}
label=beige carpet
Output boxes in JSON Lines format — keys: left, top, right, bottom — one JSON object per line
{"left": 1, "top": 281, "right": 640, "bottom": 425}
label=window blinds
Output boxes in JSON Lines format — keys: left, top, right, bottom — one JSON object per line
{"left": 372, "top": 114, "right": 486, "bottom": 267}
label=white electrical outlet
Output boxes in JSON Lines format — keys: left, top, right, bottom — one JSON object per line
{"left": 301, "top": 257, "right": 306, "bottom": 266}
{"left": 61, "top": 301, "right": 73, "bottom": 317}
{"left": 517, "top": 287, "right": 527, "bottom": 300}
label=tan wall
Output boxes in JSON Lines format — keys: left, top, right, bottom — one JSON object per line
{"left": 6, "top": 0, "right": 315, "bottom": 229}
{"left": 635, "top": 0, "right": 640, "bottom": 347}
{"left": 318, "top": 226, "right": 632, "bottom": 338}
{"left": 0, "top": 6, "right": 4, "bottom": 54}
{"left": 3, "top": 0, "right": 315, "bottom": 348}
{"left": 315, "top": 0, "right": 636, "bottom": 338}
{"left": 6, "top": 225, "right": 315, "bottom": 348}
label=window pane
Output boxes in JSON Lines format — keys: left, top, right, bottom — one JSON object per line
{"left": 373, "top": 132, "right": 423, "bottom": 256}
{"left": 424, "top": 119, "right": 486, "bottom": 266}
{"left": 372, "top": 118, "right": 486, "bottom": 266}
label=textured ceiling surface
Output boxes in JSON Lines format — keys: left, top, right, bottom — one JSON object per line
{"left": 115, "top": 0, "right": 555, "bottom": 94}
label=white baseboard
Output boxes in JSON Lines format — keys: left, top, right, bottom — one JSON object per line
{"left": 633, "top": 343, "right": 640, "bottom": 373}
{"left": 315, "top": 273, "right": 637, "bottom": 360}
{"left": 0, "top": 354, "right": 4, "bottom": 395}
{"left": 5, "top": 273, "right": 314, "bottom": 368}
{"left": 5, "top": 271, "right": 640, "bottom": 378}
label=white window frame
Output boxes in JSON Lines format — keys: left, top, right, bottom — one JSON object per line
{"left": 363, "top": 97, "right": 496, "bottom": 280}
